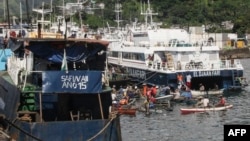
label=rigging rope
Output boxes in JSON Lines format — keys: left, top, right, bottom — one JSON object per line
{"left": 133, "top": 71, "right": 159, "bottom": 86}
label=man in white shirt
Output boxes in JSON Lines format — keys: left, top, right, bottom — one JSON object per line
{"left": 202, "top": 98, "right": 209, "bottom": 107}
{"left": 196, "top": 96, "right": 210, "bottom": 107}
{"left": 186, "top": 74, "right": 192, "bottom": 88}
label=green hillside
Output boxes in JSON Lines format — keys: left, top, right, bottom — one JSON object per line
{"left": 1, "top": 0, "right": 250, "bottom": 37}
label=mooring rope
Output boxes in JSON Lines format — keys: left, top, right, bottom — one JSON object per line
{"left": 86, "top": 112, "right": 117, "bottom": 141}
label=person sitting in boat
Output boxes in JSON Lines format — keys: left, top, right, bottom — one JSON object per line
{"left": 115, "top": 86, "right": 124, "bottom": 100}
{"left": 216, "top": 95, "right": 226, "bottom": 107}
{"left": 196, "top": 96, "right": 210, "bottom": 108}
{"left": 199, "top": 83, "right": 205, "bottom": 91}
{"left": 134, "top": 86, "right": 142, "bottom": 98}
{"left": 111, "top": 89, "right": 118, "bottom": 107}
{"left": 127, "top": 89, "right": 135, "bottom": 99}
{"left": 112, "top": 85, "right": 116, "bottom": 92}
{"left": 181, "top": 84, "right": 186, "bottom": 91}
{"left": 119, "top": 93, "right": 129, "bottom": 105}
{"left": 119, "top": 97, "right": 128, "bottom": 105}
{"left": 213, "top": 83, "right": 219, "bottom": 90}
{"left": 238, "top": 77, "right": 248, "bottom": 87}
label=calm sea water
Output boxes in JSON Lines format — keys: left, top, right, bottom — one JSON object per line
{"left": 120, "top": 59, "right": 250, "bottom": 141}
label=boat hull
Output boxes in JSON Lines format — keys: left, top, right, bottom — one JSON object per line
{"left": 110, "top": 65, "right": 244, "bottom": 91}
{"left": 191, "top": 89, "right": 224, "bottom": 97}
{"left": 9, "top": 118, "right": 121, "bottom": 141}
{"left": 180, "top": 104, "right": 233, "bottom": 114}
{"left": 117, "top": 107, "right": 137, "bottom": 116}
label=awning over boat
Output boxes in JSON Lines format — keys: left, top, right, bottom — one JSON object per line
{"left": 8, "top": 38, "right": 109, "bottom": 63}
{"left": 42, "top": 71, "right": 102, "bottom": 93}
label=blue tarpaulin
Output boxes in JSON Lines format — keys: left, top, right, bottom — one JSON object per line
{"left": 0, "top": 72, "right": 20, "bottom": 121}
{"left": 10, "top": 117, "right": 121, "bottom": 141}
{"left": 42, "top": 71, "right": 102, "bottom": 93}
{"left": 25, "top": 41, "right": 105, "bottom": 63}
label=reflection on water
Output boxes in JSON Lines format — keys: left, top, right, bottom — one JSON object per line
{"left": 121, "top": 59, "right": 250, "bottom": 141}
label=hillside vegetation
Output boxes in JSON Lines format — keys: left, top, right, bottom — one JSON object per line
{"left": 1, "top": 0, "right": 250, "bottom": 37}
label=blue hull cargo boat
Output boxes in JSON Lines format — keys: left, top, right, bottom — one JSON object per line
{"left": 0, "top": 29, "right": 122, "bottom": 141}
{"left": 107, "top": 1, "right": 245, "bottom": 91}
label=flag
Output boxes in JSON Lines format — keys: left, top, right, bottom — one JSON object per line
{"left": 61, "top": 49, "right": 68, "bottom": 73}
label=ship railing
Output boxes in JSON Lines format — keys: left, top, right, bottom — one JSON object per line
{"left": 145, "top": 59, "right": 243, "bottom": 71}
{"left": 220, "top": 59, "right": 243, "bottom": 69}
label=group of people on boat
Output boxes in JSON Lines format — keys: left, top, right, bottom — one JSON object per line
{"left": 196, "top": 95, "right": 226, "bottom": 108}
{"left": 111, "top": 84, "right": 141, "bottom": 107}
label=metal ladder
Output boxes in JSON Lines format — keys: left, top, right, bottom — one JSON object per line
{"left": 232, "top": 70, "right": 241, "bottom": 86}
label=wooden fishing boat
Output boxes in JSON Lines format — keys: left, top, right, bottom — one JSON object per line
{"left": 180, "top": 104, "right": 233, "bottom": 114}
{"left": 191, "top": 89, "right": 224, "bottom": 97}
{"left": 111, "top": 98, "right": 137, "bottom": 116}
{"left": 117, "top": 106, "right": 137, "bottom": 116}
{"left": 0, "top": 28, "right": 122, "bottom": 140}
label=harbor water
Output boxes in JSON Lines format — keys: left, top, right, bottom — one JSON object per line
{"left": 120, "top": 59, "right": 250, "bottom": 141}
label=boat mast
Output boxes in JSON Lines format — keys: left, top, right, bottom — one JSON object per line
{"left": 3, "top": 0, "right": 6, "bottom": 22}
{"left": 6, "top": 0, "right": 10, "bottom": 29}
{"left": 20, "top": 1, "right": 22, "bottom": 33}
{"left": 114, "top": 1, "right": 122, "bottom": 30}
{"left": 140, "top": 0, "right": 158, "bottom": 28}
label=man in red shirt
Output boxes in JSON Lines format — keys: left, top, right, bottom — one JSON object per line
{"left": 151, "top": 85, "right": 157, "bottom": 97}
{"left": 216, "top": 95, "right": 226, "bottom": 107}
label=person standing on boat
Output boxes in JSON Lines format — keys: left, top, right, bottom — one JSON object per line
{"left": 142, "top": 83, "right": 147, "bottom": 96}
{"left": 116, "top": 86, "right": 124, "bottom": 100}
{"left": 111, "top": 67, "right": 116, "bottom": 80}
{"left": 177, "top": 73, "right": 184, "bottom": 89}
{"left": 186, "top": 73, "right": 192, "bottom": 88}
{"left": 111, "top": 89, "right": 118, "bottom": 107}
{"left": 151, "top": 85, "right": 157, "bottom": 97}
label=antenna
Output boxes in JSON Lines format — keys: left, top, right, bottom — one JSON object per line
{"left": 140, "top": 0, "right": 158, "bottom": 28}
{"left": 114, "top": 1, "right": 123, "bottom": 30}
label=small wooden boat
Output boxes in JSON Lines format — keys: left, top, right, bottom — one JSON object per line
{"left": 191, "top": 89, "right": 224, "bottom": 97}
{"left": 117, "top": 107, "right": 137, "bottom": 116}
{"left": 138, "top": 106, "right": 163, "bottom": 114}
{"left": 180, "top": 104, "right": 233, "bottom": 114}
{"left": 111, "top": 98, "right": 137, "bottom": 116}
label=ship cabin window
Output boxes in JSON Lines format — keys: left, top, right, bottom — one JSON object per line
{"left": 109, "top": 51, "right": 119, "bottom": 58}
{"left": 122, "top": 52, "right": 145, "bottom": 61}
{"left": 0, "top": 28, "right": 3, "bottom": 34}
